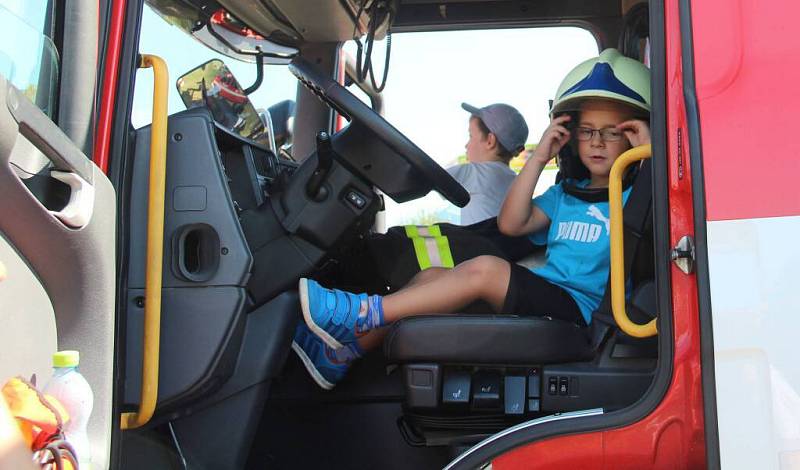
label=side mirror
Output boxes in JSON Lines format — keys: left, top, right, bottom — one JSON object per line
{"left": 176, "top": 59, "right": 274, "bottom": 149}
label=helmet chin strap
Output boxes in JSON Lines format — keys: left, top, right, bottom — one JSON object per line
{"left": 558, "top": 157, "right": 639, "bottom": 203}
{"left": 560, "top": 178, "right": 628, "bottom": 203}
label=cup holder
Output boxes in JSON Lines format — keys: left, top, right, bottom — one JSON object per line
{"left": 174, "top": 224, "right": 220, "bottom": 283}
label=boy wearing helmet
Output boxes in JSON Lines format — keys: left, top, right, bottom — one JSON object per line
{"left": 291, "top": 49, "right": 652, "bottom": 390}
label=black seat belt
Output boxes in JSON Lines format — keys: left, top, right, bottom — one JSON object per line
{"left": 589, "top": 158, "right": 653, "bottom": 349}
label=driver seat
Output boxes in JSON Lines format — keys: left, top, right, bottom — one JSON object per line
{"left": 384, "top": 314, "right": 592, "bottom": 365}
{"left": 382, "top": 160, "right": 656, "bottom": 445}
{"left": 385, "top": 159, "right": 654, "bottom": 366}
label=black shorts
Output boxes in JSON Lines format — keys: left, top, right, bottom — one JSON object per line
{"left": 501, "top": 263, "right": 586, "bottom": 325}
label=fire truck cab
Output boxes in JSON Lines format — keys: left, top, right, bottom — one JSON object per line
{"left": 1, "top": 0, "right": 798, "bottom": 469}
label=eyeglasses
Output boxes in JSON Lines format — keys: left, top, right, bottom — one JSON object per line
{"left": 575, "top": 127, "right": 623, "bottom": 142}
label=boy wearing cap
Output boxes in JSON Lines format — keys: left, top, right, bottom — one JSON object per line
{"left": 291, "top": 49, "right": 652, "bottom": 390}
{"left": 447, "top": 103, "right": 529, "bottom": 225}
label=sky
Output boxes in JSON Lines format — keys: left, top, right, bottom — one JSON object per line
{"left": 132, "top": 6, "right": 599, "bottom": 225}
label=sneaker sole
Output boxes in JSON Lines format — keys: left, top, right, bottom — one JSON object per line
{"left": 291, "top": 341, "right": 334, "bottom": 390}
{"left": 299, "top": 278, "right": 345, "bottom": 350}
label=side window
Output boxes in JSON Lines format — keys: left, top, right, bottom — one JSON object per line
{"left": 132, "top": 6, "right": 298, "bottom": 155}
{"left": 0, "top": 0, "right": 59, "bottom": 120}
{"left": 346, "top": 79, "right": 374, "bottom": 108}
{"left": 341, "top": 46, "right": 382, "bottom": 111}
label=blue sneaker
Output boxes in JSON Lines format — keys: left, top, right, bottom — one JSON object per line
{"left": 299, "top": 278, "right": 368, "bottom": 349}
{"left": 291, "top": 323, "right": 350, "bottom": 390}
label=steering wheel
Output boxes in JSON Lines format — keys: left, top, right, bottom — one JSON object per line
{"left": 288, "top": 57, "right": 470, "bottom": 208}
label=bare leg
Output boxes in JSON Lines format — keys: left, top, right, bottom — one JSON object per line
{"left": 357, "top": 327, "right": 388, "bottom": 351}
{"left": 381, "top": 255, "right": 511, "bottom": 323}
{"left": 354, "top": 268, "right": 450, "bottom": 352}
{"left": 355, "top": 257, "right": 510, "bottom": 352}
{"left": 404, "top": 267, "right": 449, "bottom": 287}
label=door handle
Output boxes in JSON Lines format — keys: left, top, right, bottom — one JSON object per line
{"left": 48, "top": 170, "right": 95, "bottom": 228}
{"left": 608, "top": 144, "right": 658, "bottom": 338}
{"left": 121, "top": 53, "right": 169, "bottom": 430}
{"left": 5, "top": 83, "right": 94, "bottom": 183}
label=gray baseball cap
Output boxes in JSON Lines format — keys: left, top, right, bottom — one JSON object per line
{"left": 462, "top": 102, "right": 529, "bottom": 153}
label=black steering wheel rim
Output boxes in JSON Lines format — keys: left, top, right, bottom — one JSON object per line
{"left": 288, "top": 57, "right": 470, "bottom": 208}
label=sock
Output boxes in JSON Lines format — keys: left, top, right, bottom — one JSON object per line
{"left": 328, "top": 341, "right": 363, "bottom": 364}
{"left": 355, "top": 295, "right": 385, "bottom": 335}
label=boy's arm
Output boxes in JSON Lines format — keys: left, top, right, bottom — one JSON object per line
{"left": 498, "top": 159, "right": 551, "bottom": 235}
{"left": 498, "top": 114, "right": 571, "bottom": 236}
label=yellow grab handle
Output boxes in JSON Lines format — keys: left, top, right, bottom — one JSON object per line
{"left": 121, "top": 54, "right": 168, "bottom": 429}
{"left": 608, "top": 144, "right": 658, "bottom": 338}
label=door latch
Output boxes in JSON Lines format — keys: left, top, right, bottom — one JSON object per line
{"left": 671, "top": 235, "right": 695, "bottom": 274}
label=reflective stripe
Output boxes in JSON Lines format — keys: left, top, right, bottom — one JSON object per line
{"left": 405, "top": 225, "right": 442, "bottom": 238}
{"left": 404, "top": 225, "right": 454, "bottom": 269}
{"left": 410, "top": 237, "right": 432, "bottom": 270}
{"left": 425, "top": 237, "right": 442, "bottom": 267}
{"left": 431, "top": 236, "right": 454, "bottom": 268}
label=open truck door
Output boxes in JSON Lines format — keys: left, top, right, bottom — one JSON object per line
{"left": 0, "top": 2, "right": 116, "bottom": 468}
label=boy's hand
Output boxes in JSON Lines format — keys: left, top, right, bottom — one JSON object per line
{"left": 529, "top": 114, "right": 572, "bottom": 167}
{"left": 617, "top": 119, "right": 651, "bottom": 147}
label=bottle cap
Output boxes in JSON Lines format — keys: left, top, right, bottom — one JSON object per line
{"left": 53, "top": 350, "right": 80, "bottom": 368}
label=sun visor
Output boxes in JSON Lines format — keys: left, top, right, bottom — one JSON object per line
{"left": 215, "top": 0, "right": 390, "bottom": 44}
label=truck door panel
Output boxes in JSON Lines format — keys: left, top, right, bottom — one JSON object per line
{"left": 0, "top": 76, "right": 116, "bottom": 467}
{"left": 123, "top": 108, "right": 252, "bottom": 412}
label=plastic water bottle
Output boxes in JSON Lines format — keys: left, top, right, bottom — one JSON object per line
{"left": 44, "top": 350, "right": 94, "bottom": 470}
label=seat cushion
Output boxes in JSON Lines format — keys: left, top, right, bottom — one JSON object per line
{"left": 384, "top": 315, "right": 593, "bottom": 365}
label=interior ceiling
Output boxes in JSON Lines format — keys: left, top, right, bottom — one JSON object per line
{"left": 210, "top": 0, "right": 623, "bottom": 47}
{"left": 214, "top": 0, "right": 377, "bottom": 45}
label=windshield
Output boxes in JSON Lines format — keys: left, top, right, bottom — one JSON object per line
{"left": 345, "top": 27, "right": 598, "bottom": 227}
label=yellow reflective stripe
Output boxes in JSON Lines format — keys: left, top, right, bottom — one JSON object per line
{"left": 404, "top": 225, "right": 452, "bottom": 269}
{"left": 435, "top": 235, "right": 454, "bottom": 268}
{"left": 405, "top": 225, "right": 419, "bottom": 238}
{"left": 420, "top": 237, "right": 453, "bottom": 268}
{"left": 410, "top": 236, "right": 432, "bottom": 269}
{"left": 419, "top": 225, "right": 442, "bottom": 237}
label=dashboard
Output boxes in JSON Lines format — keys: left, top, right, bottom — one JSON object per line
{"left": 213, "top": 124, "right": 298, "bottom": 214}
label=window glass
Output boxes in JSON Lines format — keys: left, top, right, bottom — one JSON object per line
{"left": 0, "top": 0, "right": 53, "bottom": 37}
{"left": 0, "top": 2, "right": 59, "bottom": 119}
{"left": 369, "top": 27, "right": 598, "bottom": 227}
{"left": 342, "top": 45, "right": 383, "bottom": 110}
{"left": 132, "top": 5, "right": 298, "bottom": 154}
{"left": 346, "top": 79, "right": 373, "bottom": 108}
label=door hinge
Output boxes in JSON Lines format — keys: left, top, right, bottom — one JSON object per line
{"left": 671, "top": 235, "right": 695, "bottom": 274}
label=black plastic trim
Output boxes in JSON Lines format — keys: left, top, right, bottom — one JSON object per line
{"left": 446, "top": 2, "right": 676, "bottom": 467}
{"left": 393, "top": 0, "right": 618, "bottom": 29}
{"left": 95, "top": 0, "right": 111, "bottom": 140}
{"left": 51, "top": 0, "right": 64, "bottom": 123}
{"left": 678, "top": 0, "right": 720, "bottom": 468}
{"left": 108, "top": 0, "right": 146, "bottom": 468}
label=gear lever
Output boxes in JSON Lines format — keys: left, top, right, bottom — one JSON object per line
{"left": 306, "top": 131, "right": 334, "bottom": 200}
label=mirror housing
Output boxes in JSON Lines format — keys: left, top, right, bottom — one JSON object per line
{"left": 176, "top": 59, "right": 275, "bottom": 149}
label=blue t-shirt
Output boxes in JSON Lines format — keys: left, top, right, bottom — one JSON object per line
{"left": 529, "top": 181, "right": 631, "bottom": 324}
